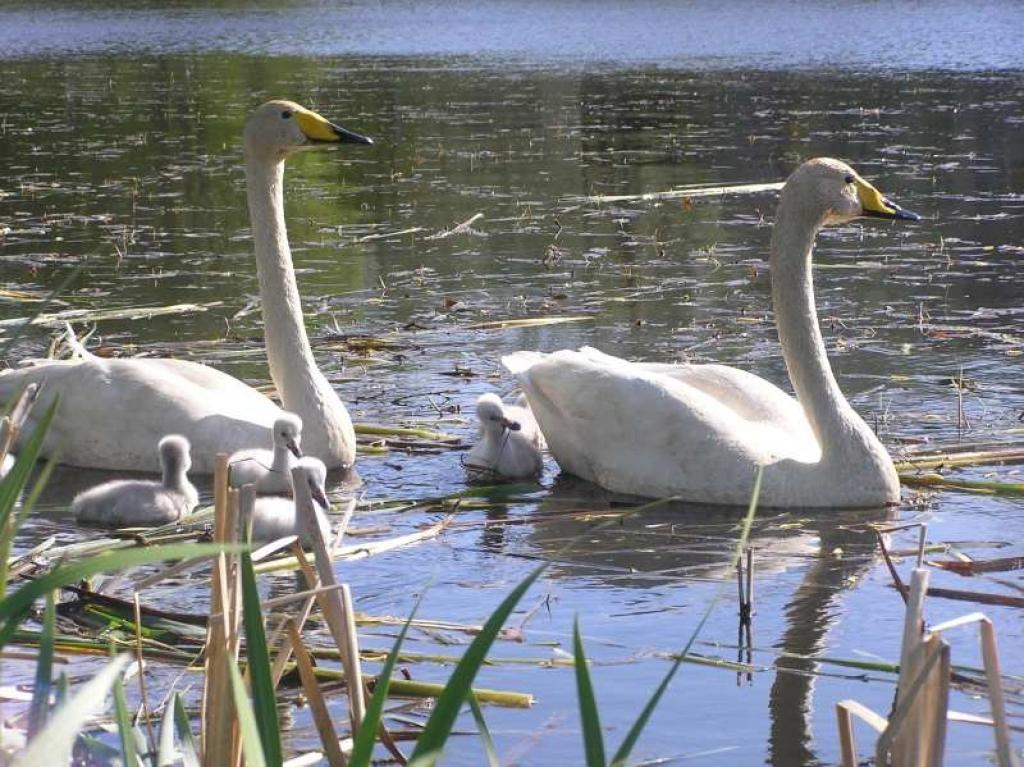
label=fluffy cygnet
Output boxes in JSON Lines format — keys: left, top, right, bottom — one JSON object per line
{"left": 228, "top": 413, "right": 303, "bottom": 494}
{"left": 465, "top": 393, "right": 544, "bottom": 479}
{"left": 244, "top": 457, "right": 331, "bottom": 546}
{"left": 73, "top": 435, "right": 199, "bottom": 527}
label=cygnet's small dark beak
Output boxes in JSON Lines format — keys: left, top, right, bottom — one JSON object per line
{"left": 501, "top": 417, "right": 522, "bottom": 432}
{"left": 311, "top": 483, "right": 330, "bottom": 510}
{"left": 330, "top": 121, "right": 374, "bottom": 145}
{"left": 286, "top": 439, "right": 303, "bottom": 459}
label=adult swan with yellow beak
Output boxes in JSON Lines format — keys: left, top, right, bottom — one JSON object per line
{"left": 504, "top": 158, "right": 919, "bottom": 509}
{"left": 0, "top": 101, "right": 373, "bottom": 473}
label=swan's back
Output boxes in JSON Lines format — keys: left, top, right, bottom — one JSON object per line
{"left": 73, "top": 479, "right": 194, "bottom": 527}
{"left": 0, "top": 357, "right": 280, "bottom": 473}
{"left": 73, "top": 434, "right": 199, "bottom": 527}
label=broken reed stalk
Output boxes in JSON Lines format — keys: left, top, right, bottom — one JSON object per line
{"left": 294, "top": 465, "right": 366, "bottom": 732}
{"left": 285, "top": 620, "right": 346, "bottom": 767}
{"left": 925, "top": 613, "right": 1016, "bottom": 767}
{"left": 425, "top": 211, "right": 484, "bottom": 240}
{"left": 270, "top": 541, "right": 323, "bottom": 689}
{"left": 894, "top": 446, "right": 1024, "bottom": 472}
{"left": 898, "top": 472, "right": 1024, "bottom": 496}
{"left": 201, "top": 454, "right": 241, "bottom": 767}
{"left": 577, "top": 180, "right": 785, "bottom": 204}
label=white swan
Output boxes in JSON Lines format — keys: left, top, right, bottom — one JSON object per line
{"left": 73, "top": 435, "right": 199, "bottom": 526}
{"left": 0, "top": 453, "right": 12, "bottom": 479}
{"left": 228, "top": 413, "right": 303, "bottom": 494}
{"left": 243, "top": 457, "right": 331, "bottom": 546}
{"left": 0, "top": 101, "right": 373, "bottom": 473}
{"left": 465, "top": 393, "right": 545, "bottom": 479}
{"left": 503, "top": 158, "right": 918, "bottom": 509}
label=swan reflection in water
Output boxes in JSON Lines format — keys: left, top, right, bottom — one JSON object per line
{"left": 482, "top": 473, "right": 895, "bottom": 765}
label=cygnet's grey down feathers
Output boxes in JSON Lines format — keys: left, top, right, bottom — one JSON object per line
{"left": 73, "top": 435, "right": 199, "bottom": 527}
{"left": 466, "top": 393, "right": 545, "bottom": 479}
{"left": 244, "top": 457, "right": 331, "bottom": 546}
{"left": 228, "top": 412, "right": 303, "bottom": 493}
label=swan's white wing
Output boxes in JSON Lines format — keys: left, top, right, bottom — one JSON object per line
{"left": 504, "top": 349, "right": 819, "bottom": 503}
{"left": 0, "top": 357, "right": 280, "bottom": 473}
{"left": 576, "top": 346, "right": 819, "bottom": 460}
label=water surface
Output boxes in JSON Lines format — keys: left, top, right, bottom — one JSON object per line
{"left": 1, "top": 4, "right": 1023, "bottom": 765}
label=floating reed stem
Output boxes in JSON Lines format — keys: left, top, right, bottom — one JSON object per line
{"left": 286, "top": 620, "right": 346, "bottom": 767}
{"left": 898, "top": 472, "right": 1024, "bottom": 496}
{"left": 295, "top": 466, "right": 366, "bottom": 732}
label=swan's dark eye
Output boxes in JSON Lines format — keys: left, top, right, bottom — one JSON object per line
{"left": 282, "top": 110, "right": 293, "bottom": 119}
{"left": 844, "top": 174, "right": 855, "bottom": 184}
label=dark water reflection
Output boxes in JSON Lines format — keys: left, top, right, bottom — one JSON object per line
{"left": 1, "top": 11, "right": 1023, "bottom": 766}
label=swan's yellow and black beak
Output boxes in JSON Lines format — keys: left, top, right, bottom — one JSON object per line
{"left": 855, "top": 176, "right": 919, "bottom": 221}
{"left": 294, "top": 105, "right": 374, "bottom": 146}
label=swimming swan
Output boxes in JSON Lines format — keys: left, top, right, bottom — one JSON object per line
{"left": 228, "top": 412, "right": 303, "bottom": 494}
{"left": 244, "top": 457, "right": 331, "bottom": 545}
{"left": 0, "top": 101, "right": 373, "bottom": 473}
{"left": 73, "top": 435, "right": 199, "bottom": 526}
{"left": 503, "top": 158, "right": 918, "bottom": 509}
{"left": 465, "top": 393, "right": 544, "bottom": 479}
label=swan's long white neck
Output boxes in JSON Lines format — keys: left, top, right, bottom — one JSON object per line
{"left": 770, "top": 201, "right": 864, "bottom": 462}
{"left": 244, "top": 152, "right": 355, "bottom": 469}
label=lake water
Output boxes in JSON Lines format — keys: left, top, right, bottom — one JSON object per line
{"left": 1, "top": 2, "right": 1023, "bottom": 765}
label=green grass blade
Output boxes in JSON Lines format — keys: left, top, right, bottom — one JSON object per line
{"left": 573, "top": 616, "right": 606, "bottom": 767}
{"left": 466, "top": 693, "right": 500, "bottom": 767}
{"left": 26, "top": 591, "right": 56, "bottom": 738}
{"left": 0, "top": 396, "right": 58, "bottom": 592}
{"left": 350, "top": 593, "right": 424, "bottom": 767}
{"left": 226, "top": 653, "right": 268, "bottom": 767}
{"left": 113, "top": 671, "right": 139, "bottom": 767}
{"left": 172, "top": 690, "right": 201, "bottom": 767}
{"left": 12, "top": 653, "right": 131, "bottom": 767}
{"left": 157, "top": 691, "right": 177, "bottom": 767}
{"left": 408, "top": 562, "right": 547, "bottom": 766}
{"left": 0, "top": 542, "right": 238, "bottom": 650}
{"left": 610, "top": 467, "right": 763, "bottom": 766}
{"left": 240, "top": 550, "right": 283, "bottom": 767}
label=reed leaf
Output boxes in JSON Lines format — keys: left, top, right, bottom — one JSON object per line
{"left": 157, "top": 692, "right": 177, "bottom": 767}
{"left": 408, "top": 562, "right": 547, "bottom": 766}
{"left": 26, "top": 591, "right": 56, "bottom": 739}
{"left": 12, "top": 653, "right": 131, "bottom": 767}
{"left": 172, "top": 691, "right": 201, "bottom": 767}
{"left": 349, "top": 594, "right": 422, "bottom": 767}
{"left": 112, "top": 671, "right": 139, "bottom": 767}
{"left": 467, "top": 693, "right": 500, "bottom": 767}
{"left": 240, "top": 550, "right": 284, "bottom": 767}
{"left": 0, "top": 542, "right": 236, "bottom": 650}
{"left": 0, "top": 396, "right": 58, "bottom": 593}
{"left": 226, "top": 653, "right": 268, "bottom": 767}
{"left": 573, "top": 616, "right": 606, "bottom": 767}
{"left": 610, "top": 467, "right": 763, "bottom": 766}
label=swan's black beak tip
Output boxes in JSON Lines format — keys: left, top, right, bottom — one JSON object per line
{"left": 286, "top": 440, "right": 302, "bottom": 459}
{"left": 892, "top": 207, "right": 920, "bottom": 221}
{"left": 330, "top": 121, "right": 374, "bottom": 145}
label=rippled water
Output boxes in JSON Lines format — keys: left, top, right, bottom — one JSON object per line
{"left": 1, "top": 3, "right": 1023, "bottom": 765}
